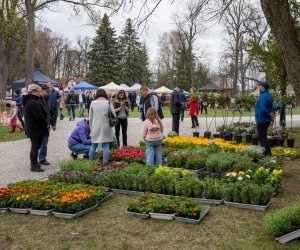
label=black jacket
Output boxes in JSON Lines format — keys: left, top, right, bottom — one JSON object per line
{"left": 23, "top": 94, "right": 49, "bottom": 138}
{"left": 170, "top": 90, "right": 181, "bottom": 114}
{"left": 66, "top": 93, "right": 79, "bottom": 105}
{"left": 142, "top": 93, "right": 164, "bottom": 121}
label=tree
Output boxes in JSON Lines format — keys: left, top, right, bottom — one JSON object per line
{"left": 89, "top": 14, "right": 119, "bottom": 85}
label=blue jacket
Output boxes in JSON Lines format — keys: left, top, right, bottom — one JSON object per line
{"left": 48, "top": 89, "right": 60, "bottom": 109}
{"left": 68, "top": 120, "right": 91, "bottom": 145}
{"left": 255, "top": 90, "right": 274, "bottom": 123}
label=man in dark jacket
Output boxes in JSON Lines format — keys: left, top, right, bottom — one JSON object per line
{"left": 66, "top": 87, "right": 79, "bottom": 121}
{"left": 128, "top": 92, "right": 137, "bottom": 112}
{"left": 23, "top": 84, "right": 49, "bottom": 172}
{"left": 47, "top": 82, "right": 60, "bottom": 127}
{"left": 140, "top": 86, "right": 164, "bottom": 121}
{"left": 170, "top": 86, "right": 182, "bottom": 135}
{"left": 255, "top": 82, "right": 275, "bottom": 155}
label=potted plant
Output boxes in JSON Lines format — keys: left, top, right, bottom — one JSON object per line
{"left": 282, "top": 94, "right": 297, "bottom": 148}
{"left": 126, "top": 193, "right": 151, "bottom": 219}
{"left": 0, "top": 188, "right": 10, "bottom": 213}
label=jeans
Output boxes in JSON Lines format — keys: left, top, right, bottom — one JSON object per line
{"left": 257, "top": 122, "right": 271, "bottom": 155}
{"left": 172, "top": 113, "right": 180, "bottom": 135}
{"left": 201, "top": 105, "right": 208, "bottom": 114}
{"left": 29, "top": 136, "right": 44, "bottom": 166}
{"left": 180, "top": 108, "right": 185, "bottom": 122}
{"left": 89, "top": 142, "right": 110, "bottom": 163}
{"left": 191, "top": 115, "right": 199, "bottom": 127}
{"left": 69, "top": 143, "right": 91, "bottom": 155}
{"left": 79, "top": 102, "right": 85, "bottom": 116}
{"left": 67, "top": 104, "right": 76, "bottom": 119}
{"left": 115, "top": 118, "right": 128, "bottom": 146}
{"left": 38, "top": 136, "right": 49, "bottom": 162}
{"left": 51, "top": 107, "right": 58, "bottom": 126}
{"left": 139, "top": 107, "right": 144, "bottom": 120}
{"left": 130, "top": 101, "right": 135, "bottom": 112}
{"left": 146, "top": 140, "right": 162, "bottom": 166}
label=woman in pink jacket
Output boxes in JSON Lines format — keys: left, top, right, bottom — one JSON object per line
{"left": 143, "top": 107, "right": 164, "bottom": 166}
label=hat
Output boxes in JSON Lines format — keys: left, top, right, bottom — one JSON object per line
{"left": 10, "top": 101, "right": 16, "bottom": 106}
{"left": 28, "top": 84, "right": 42, "bottom": 93}
{"left": 176, "top": 85, "right": 183, "bottom": 89}
{"left": 257, "top": 82, "right": 269, "bottom": 88}
{"left": 70, "top": 87, "right": 74, "bottom": 92}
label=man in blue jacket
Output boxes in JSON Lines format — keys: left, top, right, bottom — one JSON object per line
{"left": 255, "top": 81, "right": 275, "bottom": 155}
{"left": 47, "top": 82, "right": 60, "bottom": 127}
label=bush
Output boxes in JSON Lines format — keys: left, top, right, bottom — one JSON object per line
{"left": 263, "top": 202, "right": 300, "bottom": 237}
{"left": 60, "top": 160, "right": 97, "bottom": 173}
{"left": 186, "top": 157, "right": 207, "bottom": 170}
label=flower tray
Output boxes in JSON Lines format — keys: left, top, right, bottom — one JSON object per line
{"left": 175, "top": 206, "right": 210, "bottom": 224}
{"left": 53, "top": 204, "right": 98, "bottom": 219}
{"left": 0, "top": 208, "right": 8, "bottom": 213}
{"left": 125, "top": 210, "right": 150, "bottom": 219}
{"left": 149, "top": 212, "right": 175, "bottom": 220}
{"left": 9, "top": 208, "right": 30, "bottom": 214}
{"left": 111, "top": 189, "right": 143, "bottom": 196}
{"left": 284, "top": 156, "right": 297, "bottom": 161}
{"left": 29, "top": 208, "right": 55, "bottom": 216}
{"left": 276, "top": 229, "right": 300, "bottom": 244}
{"left": 97, "top": 192, "right": 113, "bottom": 205}
{"left": 192, "top": 198, "right": 223, "bottom": 205}
{"left": 224, "top": 201, "right": 271, "bottom": 211}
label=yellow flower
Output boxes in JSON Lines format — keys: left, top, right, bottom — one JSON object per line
{"left": 16, "top": 197, "right": 20, "bottom": 201}
{"left": 239, "top": 171, "right": 245, "bottom": 175}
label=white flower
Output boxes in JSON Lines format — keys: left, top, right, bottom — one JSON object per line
{"left": 232, "top": 172, "right": 237, "bottom": 177}
{"left": 247, "top": 170, "right": 253, "bottom": 173}
{"left": 245, "top": 175, "right": 251, "bottom": 179}
{"left": 238, "top": 176, "right": 243, "bottom": 181}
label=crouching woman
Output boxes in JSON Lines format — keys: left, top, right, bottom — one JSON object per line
{"left": 68, "top": 119, "right": 91, "bottom": 159}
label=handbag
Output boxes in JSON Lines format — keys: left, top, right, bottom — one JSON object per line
{"left": 108, "top": 100, "right": 118, "bottom": 127}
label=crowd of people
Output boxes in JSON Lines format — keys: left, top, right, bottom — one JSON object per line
{"left": 6, "top": 81, "right": 277, "bottom": 172}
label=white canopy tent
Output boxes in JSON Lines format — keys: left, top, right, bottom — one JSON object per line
{"left": 154, "top": 86, "right": 172, "bottom": 94}
{"left": 120, "top": 84, "right": 130, "bottom": 91}
{"left": 129, "top": 83, "right": 142, "bottom": 92}
{"left": 99, "top": 82, "right": 122, "bottom": 91}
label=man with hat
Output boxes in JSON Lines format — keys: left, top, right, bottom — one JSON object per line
{"left": 255, "top": 81, "right": 275, "bottom": 155}
{"left": 170, "top": 86, "right": 182, "bottom": 135}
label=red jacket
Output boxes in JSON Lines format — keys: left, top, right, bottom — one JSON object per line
{"left": 189, "top": 98, "right": 199, "bottom": 116}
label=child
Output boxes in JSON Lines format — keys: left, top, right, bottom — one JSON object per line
{"left": 9, "top": 101, "right": 23, "bottom": 133}
{"left": 143, "top": 107, "right": 164, "bottom": 166}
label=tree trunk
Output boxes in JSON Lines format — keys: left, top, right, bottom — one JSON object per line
{"left": 260, "top": 0, "right": 300, "bottom": 98}
{"left": 25, "top": 0, "right": 35, "bottom": 87}
{"left": 0, "top": 32, "right": 8, "bottom": 100}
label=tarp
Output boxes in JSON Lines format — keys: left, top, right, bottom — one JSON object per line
{"left": 99, "top": 82, "right": 122, "bottom": 91}
{"left": 12, "top": 70, "right": 59, "bottom": 92}
{"left": 129, "top": 83, "right": 142, "bottom": 92}
{"left": 74, "top": 81, "right": 97, "bottom": 90}
{"left": 154, "top": 86, "right": 172, "bottom": 94}
{"left": 199, "top": 83, "right": 223, "bottom": 92}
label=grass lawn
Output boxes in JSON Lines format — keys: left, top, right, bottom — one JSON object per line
{"left": 0, "top": 158, "right": 299, "bottom": 249}
{"left": 0, "top": 125, "right": 26, "bottom": 142}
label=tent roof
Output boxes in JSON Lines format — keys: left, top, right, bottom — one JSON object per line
{"left": 74, "top": 81, "right": 97, "bottom": 90}
{"left": 12, "top": 70, "right": 59, "bottom": 92}
{"left": 120, "top": 84, "right": 130, "bottom": 91}
{"left": 154, "top": 86, "right": 172, "bottom": 94}
{"left": 129, "top": 83, "right": 142, "bottom": 91}
{"left": 99, "top": 82, "right": 122, "bottom": 91}
{"left": 199, "top": 83, "right": 223, "bottom": 92}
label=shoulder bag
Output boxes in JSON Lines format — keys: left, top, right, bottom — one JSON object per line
{"left": 108, "top": 100, "right": 119, "bottom": 127}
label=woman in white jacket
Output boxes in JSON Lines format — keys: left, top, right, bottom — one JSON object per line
{"left": 89, "top": 89, "right": 115, "bottom": 162}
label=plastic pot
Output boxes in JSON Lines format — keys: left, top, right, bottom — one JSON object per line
{"left": 270, "top": 137, "right": 278, "bottom": 147}
{"left": 251, "top": 136, "right": 259, "bottom": 145}
{"left": 287, "top": 138, "right": 295, "bottom": 148}
{"left": 228, "top": 133, "right": 233, "bottom": 141}
{"left": 193, "top": 132, "right": 200, "bottom": 138}
{"left": 213, "top": 133, "right": 220, "bottom": 138}
{"left": 246, "top": 134, "right": 252, "bottom": 143}
{"left": 204, "top": 131, "right": 211, "bottom": 139}
{"left": 276, "top": 138, "right": 285, "bottom": 147}
{"left": 234, "top": 135, "right": 242, "bottom": 144}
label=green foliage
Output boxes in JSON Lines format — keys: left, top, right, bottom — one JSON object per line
{"left": 60, "top": 160, "right": 97, "bottom": 173}
{"left": 186, "top": 157, "right": 207, "bottom": 170}
{"left": 263, "top": 201, "right": 300, "bottom": 237}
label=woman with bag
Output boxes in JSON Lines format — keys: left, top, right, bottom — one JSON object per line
{"left": 89, "top": 89, "right": 116, "bottom": 163}
{"left": 113, "top": 89, "right": 130, "bottom": 147}
{"left": 188, "top": 87, "right": 200, "bottom": 128}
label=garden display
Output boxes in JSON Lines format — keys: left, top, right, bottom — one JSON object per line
{"left": 126, "top": 193, "right": 210, "bottom": 224}
{"left": 271, "top": 147, "right": 299, "bottom": 160}
{"left": 263, "top": 201, "right": 300, "bottom": 243}
{"left": 107, "top": 147, "right": 145, "bottom": 164}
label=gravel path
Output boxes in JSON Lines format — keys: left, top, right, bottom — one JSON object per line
{"left": 1, "top": 114, "right": 300, "bottom": 186}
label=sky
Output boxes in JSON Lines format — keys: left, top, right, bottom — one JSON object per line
{"left": 39, "top": 1, "right": 226, "bottom": 71}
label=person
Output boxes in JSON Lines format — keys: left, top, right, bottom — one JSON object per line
{"left": 143, "top": 107, "right": 163, "bottom": 166}
{"left": 86, "top": 91, "right": 93, "bottom": 115}
{"left": 137, "top": 94, "right": 144, "bottom": 119}
{"left": 23, "top": 84, "right": 49, "bottom": 172}
{"left": 68, "top": 119, "right": 91, "bottom": 159}
{"left": 179, "top": 89, "right": 188, "bottom": 122}
{"left": 66, "top": 87, "right": 78, "bottom": 121}
{"left": 140, "top": 86, "right": 164, "bottom": 121}
{"left": 128, "top": 92, "right": 137, "bottom": 112}
{"left": 160, "top": 94, "right": 166, "bottom": 107}
{"left": 189, "top": 87, "right": 200, "bottom": 128}
{"left": 58, "top": 89, "right": 65, "bottom": 120}
{"left": 14, "top": 88, "right": 27, "bottom": 129}
{"left": 113, "top": 89, "right": 130, "bottom": 147}
{"left": 89, "top": 89, "right": 115, "bottom": 163}
{"left": 47, "top": 82, "right": 60, "bottom": 127}
{"left": 170, "top": 86, "right": 182, "bottom": 135}
{"left": 200, "top": 98, "right": 208, "bottom": 114}
{"left": 255, "top": 81, "right": 275, "bottom": 156}
{"left": 78, "top": 90, "right": 86, "bottom": 117}
{"left": 38, "top": 85, "right": 55, "bottom": 166}
{"left": 9, "top": 101, "right": 23, "bottom": 133}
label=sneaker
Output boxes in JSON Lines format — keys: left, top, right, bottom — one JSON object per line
{"left": 31, "top": 164, "right": 44, "bottom": 172}
{"left": 70, "top": 152, "right": 78, "bottom": 160}
{"left": 39, "top": 159, "right": 50, "bottom": 165}
{"left": 69, "top": 117, "right": 72, "bottom": 121}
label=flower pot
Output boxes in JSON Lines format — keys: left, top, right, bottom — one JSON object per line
{"left": 287, "top": 138, "right": 295, "bottom": 148}
{"left": 204, "top": 131, "right": 211, "bottom": 139}
{"left": 220, "top": 132, "right": 227, "bottom": 140}
{"left": 234, "top": 134, "right": 242, "bottom": 144}
{"left": 224, "top": 201, "right": 271, "bottom": 211}
{"left": 251, "top": 136, "right": 259, "bottom": 145}
{"left": 30, "top": 208, "right": 55, "bottom": 216}
{"left": 228, "top": 133, "right": 233, "bottom": 141}
{"left": 53, "top": 204, "right": 98, "bottom": 219}
{"left": 9, "top": 207, "right": 30, "bottom": 214}
{"left": 125, "top": 210, "right": 150, "bottom": 219}
{"left": 193, "top": 132, "right": 200, "bottom": 138}
{"left": 149, "top": 212, "right": 175, "bottom": 220}
{"left": 270, "top": 137, "right": 277, "bottom": 147}
{"left": 276, "top": 229, "right": 300, "bottom": 244}
{"left": 277, "top": 138, "right": 285, "bottom": 147}
{"left": 213, "top": 133, "right": 220, "bottom": 138}
{"left": 246, "top": 134, "right": 252, "bottom": 143}
{"left": 175, "top": 206, "right": 210, "bottom": 224}
{"left": 0, "top": 208, "right": 8, "bottom": 213}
